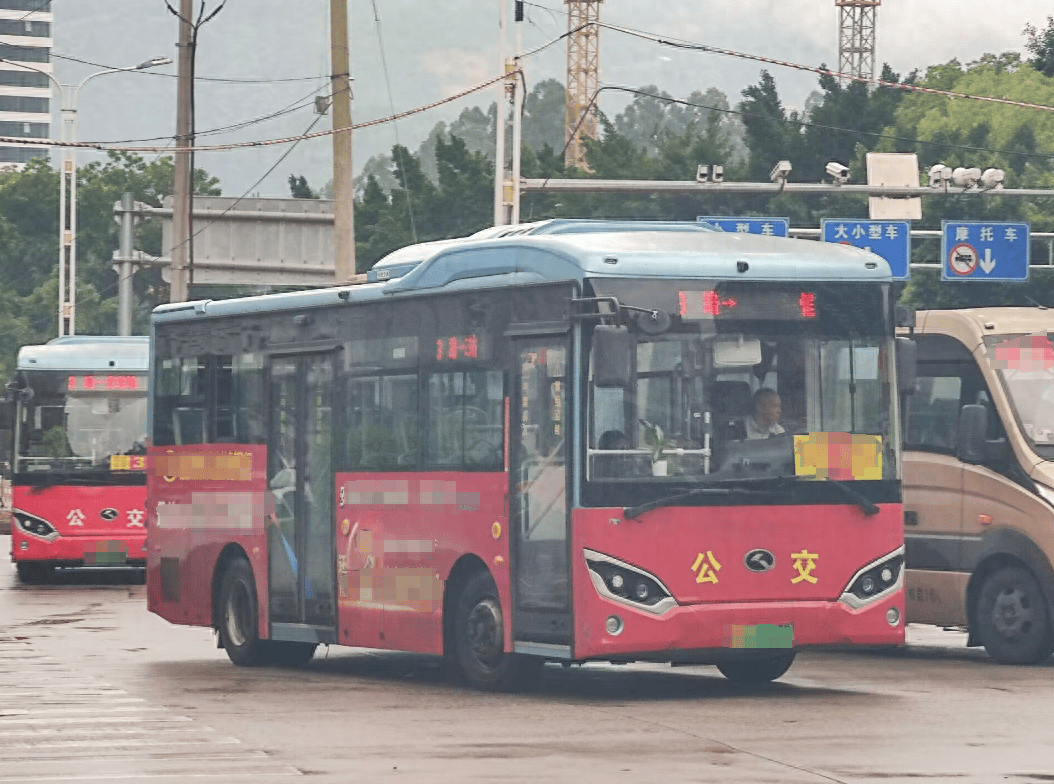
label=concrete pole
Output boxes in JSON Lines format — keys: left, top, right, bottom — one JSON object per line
{"left": 330, "top": 0, "right": 355, "bottom": 281}
{"left": 56, "top": 95, "right": 67, "bottom": 335}
{"left": 493, "top": 0, "right": 507, "bottom": 226}
{"left": 511, "top": 2, "right": 523, "bottom": 224}
{"left": 117, "top": 192, "right": 134, "bottom": 336}
{"left": 169, "top": 0, "right": 193, "bottom": 302}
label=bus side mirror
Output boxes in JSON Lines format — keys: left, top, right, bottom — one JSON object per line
{"left": 895, "top": 337, "right": 917, "bottom": 395}
{"left": 957, "top": 404, "right": 988, "bottom": 464}
{"left": 593, "top": 325, "right": 632, "bottom": 388}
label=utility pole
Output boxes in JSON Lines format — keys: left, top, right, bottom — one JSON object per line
{"left": 169, "top": 0, "right": 193, "bottom": 302}
{"left": 331, "top": 0, "right": 355, "bottom": 281}
{"left": 493, "top": 0, "right": 507, "bottom": 225}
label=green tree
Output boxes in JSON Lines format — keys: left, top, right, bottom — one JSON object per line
{"left": 1024, "top": 17, "right": 1054, "bottom": 77}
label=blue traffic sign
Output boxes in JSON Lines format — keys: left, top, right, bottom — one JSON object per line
{"left": 941, "top": 221, "right": 1030, "bottom": 282}
{"left": 697, "top": 216, "right": 789, "bottom": 237}
{"left": 821, "top": 219, "right": 911, "bottom": 281}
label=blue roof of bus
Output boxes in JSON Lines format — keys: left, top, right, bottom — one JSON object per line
{"left": 152, "top": 222, "right": 891, "bottom": 324}
{"left": 16, "top": 336, "right": 149, "bottom": 372}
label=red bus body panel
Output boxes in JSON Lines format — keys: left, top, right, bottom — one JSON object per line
{"left": 146, "top": 445, "right": 269, "bottom": 634}
{"left": 10, "top": 484, "right": 147, "bottom": 566}
{"left": 147, "top": 444, "right": 902, "bottom": 660}
{"left": 334, "top": 471, "right": 508, "bottom": 655}
{"left": 571, "top": 504, "right": 904, "bottom": 659}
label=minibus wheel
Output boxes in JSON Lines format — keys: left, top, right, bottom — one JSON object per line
{"left": 716, "top": 652, "right": 796, "bottom": 683}
{"left": 976, "top": 565, "right": 1054, "bottom": 664}
{"left": 451, "top": 569, "right": 541, "bottom": 691}
{"left": 218, "top": 556, "right": 269, "bottom": 666}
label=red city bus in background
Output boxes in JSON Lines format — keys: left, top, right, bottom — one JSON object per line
{"left": 7, "top": 337, "right": 149, "bottom": 583}
{"left": 146, "top": 221, "right": 913, "bottom": 688}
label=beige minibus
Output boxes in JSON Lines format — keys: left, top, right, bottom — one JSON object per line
{"left": 902, "top": 308, "right": 1054, "bottom": 663}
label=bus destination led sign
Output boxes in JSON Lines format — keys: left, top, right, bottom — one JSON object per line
{"left": 678, "top": 290, "right": 818, "bottom": 320}
{"left": 436, "top": 335, "right": 482, "bottom": 362}
{"left": 68, "top": 374, "right": 144, "bottom": 392}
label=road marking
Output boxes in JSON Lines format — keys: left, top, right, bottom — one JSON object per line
{"left": 0, "top": 635, "right": 301, "bottom": 780}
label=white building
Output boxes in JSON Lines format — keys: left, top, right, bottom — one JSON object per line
{"left": 0, "top": 0, "right": 51, "bottom": 170}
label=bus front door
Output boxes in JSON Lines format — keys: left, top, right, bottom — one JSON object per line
{"left": 267, "top": 354, "right": 337, "bottom": 643}
{"left": 510, "top": 339, "right": 573, "bottom": 654}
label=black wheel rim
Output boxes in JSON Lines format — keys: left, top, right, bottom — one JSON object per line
{"left": 992, "top": 583, "right": 1038, "bottom": 642}
{"left": 466, "top": 597, "right": 504, "bottom": 670}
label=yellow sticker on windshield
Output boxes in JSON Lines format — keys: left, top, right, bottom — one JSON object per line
{"left": 793, "top": 433, "right": 882, "bottom": 481}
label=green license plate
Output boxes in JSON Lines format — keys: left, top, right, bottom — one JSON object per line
{"left": 723, "top": 623, "right": 793, "bottom": 649}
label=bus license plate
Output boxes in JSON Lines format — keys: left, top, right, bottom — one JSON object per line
{"left": 723, "top": 624, "right": 793, "bottom": 649}
{"left": 85, "top": 541, "right": 128, "bottom": 566}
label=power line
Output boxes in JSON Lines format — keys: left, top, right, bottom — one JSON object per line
{"left": 589, "top": 84, "right": 1054, "bottom": 164}
{"left": 370, "top": 0, "right": 417, "bottom": 243}
{"left": 0, "top": 70, "right": 513, "bottom": 154}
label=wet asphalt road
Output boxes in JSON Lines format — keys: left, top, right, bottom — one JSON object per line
{"left": 1, "top": 536, "right": 1053, "bottom": 784}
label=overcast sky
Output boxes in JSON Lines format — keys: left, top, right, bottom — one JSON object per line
{"left": 50, "top": 1, "right": 1054, "bottom": 198}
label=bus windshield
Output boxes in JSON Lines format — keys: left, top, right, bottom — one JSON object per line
{"left": 14, "top": 370, "right": 148, "bottom": 473}
{"left": 586, "top": 279, "right": 896, "bottom": 485}
{"left": 983, "top": 332, "right": 1054, "bottom": 459}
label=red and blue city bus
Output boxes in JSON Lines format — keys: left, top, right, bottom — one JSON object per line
{"left": 146, "top": 221, "right": 911, "bottom": 687}
{"left": 8, "top": 336, "right": 149, "bottom": 582}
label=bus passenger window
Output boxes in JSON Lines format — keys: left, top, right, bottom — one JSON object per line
{"left": 344, "top": 375, "right": 418, "bottom": 470}
{"left": 426, "top": 371, "right": 503, "bottom": 471}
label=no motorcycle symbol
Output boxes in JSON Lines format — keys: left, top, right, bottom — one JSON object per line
{"left": 948, "top": 242, "right": 978, "bottom": 276}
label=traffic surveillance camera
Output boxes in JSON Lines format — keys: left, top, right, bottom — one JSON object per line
{"left": 951, "top": 166, "right": 981, "bottom": 188}
{"left": 928, "top": 163, "right": 952, "bottom": 187}
{"left": 710, "top": 164, "right": 724, "bottom": 183}
{"left": 980, "top": 168, "right": 1005, "bottom": 190}
{"left": 769, "top": 160, "right": 792, "bottom": 183}
{"left": 825, "top": 161, "right": 849, "bottom": 185}
{"left": 696, "top": 165, "right": 709, "bottom": 184}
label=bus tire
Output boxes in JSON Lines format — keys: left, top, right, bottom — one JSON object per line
{"left": 451, "top": 569, "right": 540, "bottom": 691}
{"left": 716, "top": 652, "right": 796, "bottom": 683}
{"left": 269, "top": 641, "right": 317, "bottom": 667}
{"left": 15, "top": 562, "right": 50, "bottom": 584}
{"left": 975, "top": 565, "right": 1054, "bottom": 664}
{"left": 217, "top": 557, "right": 269, "bottom": 666}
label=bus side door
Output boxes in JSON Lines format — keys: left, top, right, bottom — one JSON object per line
{"left": 509, "top": 337, "right": 573, "bottom": 652}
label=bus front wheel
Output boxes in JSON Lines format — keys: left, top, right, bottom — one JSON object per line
{"left": 217, "top": 557, "right": 269, "bottom": 666}
{"left": 716, "top": 652, "right": 796, "bottom": 683}
{"left": 15, "top": 562, "right": 51, "bottom": 584}
{"left": 451, "top": 569, "right": 540, "bottom": 691}
{"left": 975, "top": 565, "right": 1054, "bottom": 664}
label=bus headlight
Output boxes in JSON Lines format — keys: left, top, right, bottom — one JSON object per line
{"left": 584, "top": 549, "right": 676, "bottom": 615}
{"left": 14, "top": 512, "right": 59, "bottom": 542}
{"left": 839, "top": 546, "right": 904, "bottom": 609}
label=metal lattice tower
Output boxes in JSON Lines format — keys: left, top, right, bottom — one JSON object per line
{"left": 565, "top": 0, "right": 602, "bottom": 169}
{"left": 836, "top": 0, "right": 880, "bottom": 81}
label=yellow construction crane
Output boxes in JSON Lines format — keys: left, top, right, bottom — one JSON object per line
{"left": 565, "top": 1, "right": 603, "bottom": 170}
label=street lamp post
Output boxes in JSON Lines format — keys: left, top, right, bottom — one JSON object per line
{"left": 0, "top": 56, "right": 171, "bottom": 336}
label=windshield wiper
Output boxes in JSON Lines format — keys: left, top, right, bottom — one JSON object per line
{"left": 624, "top": 485, "right": 783, "bottom": 521}
{"left": 821, "top": 479, "right": 880, "bottom": 516}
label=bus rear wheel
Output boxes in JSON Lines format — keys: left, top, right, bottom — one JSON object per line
{"left": 975, "top": 565, "right": 1054, "bottom": 664}
{"left": 451, "top": 569, "right": 540, "bottom": 691}
{"left": 716, "top": 652, "right": 796, "bottom": 683}
{"left": 217, "top": 557, "right": 269, "bottom": 666}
